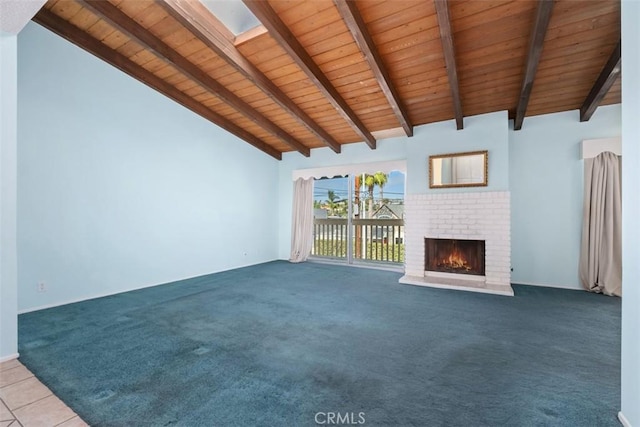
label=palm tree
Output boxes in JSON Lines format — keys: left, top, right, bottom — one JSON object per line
{"left": 326, "top": 190, "right": 338, "bottom": 216}
{"left": 363, "top": 175, "right": 375, "bottom": 217}
{"left": 364, "top": 172, "right": 388, "bottom": 217}
{"left": 375, "top": 172, "right": 388, "bottom": 201}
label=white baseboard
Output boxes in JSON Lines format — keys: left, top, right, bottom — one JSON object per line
{"left": 18, "top": 259, "right": 277, "bottom": 314}
{"left": 0, "top": 353, "right": 19, "bottom": 363}
{"left": 512, "top": 281, "right": 583, "bottom": 291}
{"left": 618, "top": 411, "right": 632, "bottom": 427}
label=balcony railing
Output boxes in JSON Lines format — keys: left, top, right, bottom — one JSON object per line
{"left": 312, "top": 218, "right": 404, "bottom": 264}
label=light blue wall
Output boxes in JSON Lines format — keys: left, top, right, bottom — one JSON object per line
{"left": 406, "top": 111, "right": 509, "bottom": 194}
{"left": 17, "top": 23, "right": 279, "bottom": 312}
{"left": 509, "top": 105, "right": 621, "bottom": 289}
{"left": 0, "top": 34, "right": 18, "bottom": 360}
{"left": 621, "top": 1, "right": 640, "bottom": 424}
{"left": 279, "top": 106, "right": 623, "bottom": 291}
{"left": 277, "top": 110, "right": 509, "bottom": 259}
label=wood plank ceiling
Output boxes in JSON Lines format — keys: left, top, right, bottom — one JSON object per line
{"left": 32, "top": 0, "right": 621, "bottom": 160}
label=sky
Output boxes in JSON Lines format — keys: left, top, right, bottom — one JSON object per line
{"left": 313, "top": 171, "right": 405, "bottom": 202}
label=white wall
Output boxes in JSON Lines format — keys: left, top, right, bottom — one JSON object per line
{"left": 509, "top": 105, "right": 621, "bottom": 289}
{"left": 621, "top": 1, "right": 640, "bottom": 425}
{"left": 0, "top": 33, "right": 18, "bottom": 360}
{"left": 277, "top": 111, "right": 509, "bottom": 259}
{"left": 17, "top": 23, "right": 279, "bottom": 312}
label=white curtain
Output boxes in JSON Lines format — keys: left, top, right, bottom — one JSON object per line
{"left": 579, "top": 151, "right": 622, "bottom": 296}
{"left": 289, "top": 177, "right": 314, "bottom": 263}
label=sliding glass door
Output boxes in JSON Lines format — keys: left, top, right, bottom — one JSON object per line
{"left": 312, "top": 176, "right": 349, "bottom": 260}
{"left": 312, "top": 171, "right": 405, "bottom": 266}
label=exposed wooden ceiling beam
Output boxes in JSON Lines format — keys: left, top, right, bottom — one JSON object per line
{"left": 32, "top": 8, "right": 282, "bottom": 160}
{"left": 513, "top": 0, "right": 554, "bottom": 131}
{"left": 80, "top": 0, "right": 310, "bottom": 157}
{"left": 434, "top": 0, "right": 463, "bottom": 130}
{"left": 580, "top": 40, "right": 621, "bottom": 122}
{"left": 244, "top": 0, "right": 377, "bottom": 149}
{"left": 158, "top": 0, "right": 341, "bottom": 154}
{"left": 334, "top": 0, "right": 413, "bottom": 137}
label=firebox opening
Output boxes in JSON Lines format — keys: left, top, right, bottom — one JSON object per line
{"left": 425, "top": 238, "right": 485, "bottom": 276}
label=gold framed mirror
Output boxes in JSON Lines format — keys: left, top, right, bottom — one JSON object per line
{"left": 429, "top": 150, "right": 488, "bottom": 189}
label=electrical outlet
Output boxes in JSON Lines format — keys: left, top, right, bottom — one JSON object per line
{"left": 37, "top": 282, "right": 47, "bottom": 293}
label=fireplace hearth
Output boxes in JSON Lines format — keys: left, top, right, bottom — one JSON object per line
{"left": 425, "top": 238, "right": 485, "bottom": 276}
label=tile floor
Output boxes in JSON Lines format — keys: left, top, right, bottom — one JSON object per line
{"left": 0, "top": 359, "right": 87, "bottom": 427}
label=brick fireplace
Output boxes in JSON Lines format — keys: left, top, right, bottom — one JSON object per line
{"left": 399, "top": 191, "right": 513, "bottom": 296}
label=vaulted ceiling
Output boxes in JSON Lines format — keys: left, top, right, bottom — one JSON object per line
{"left": 33, "top": 0, "right": 621, "bottom": 160}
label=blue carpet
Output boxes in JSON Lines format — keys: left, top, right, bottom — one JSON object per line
{"left": 18, "top": 261, "right": 620, "bottom": 426}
